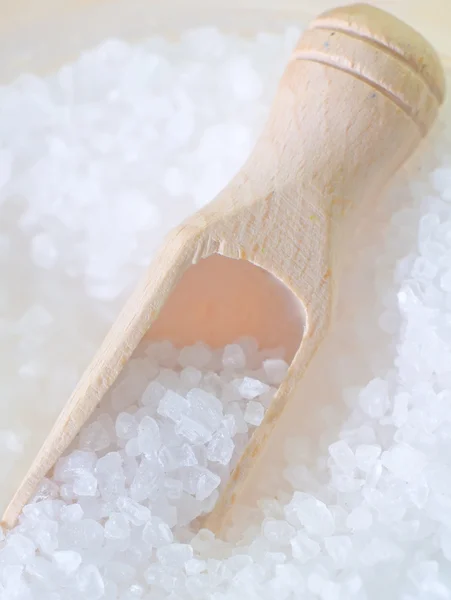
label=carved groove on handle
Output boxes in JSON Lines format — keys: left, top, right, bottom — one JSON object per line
{"left": 291, "top": 50, "right": 427, "bottom": 135}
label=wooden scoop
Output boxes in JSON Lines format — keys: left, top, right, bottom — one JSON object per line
{"left": 2, "top": 3, "right": 445, "bottom": 532}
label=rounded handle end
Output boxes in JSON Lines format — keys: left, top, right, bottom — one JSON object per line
{"left": 292, "top": 3, "right": 445, "bottom": 136}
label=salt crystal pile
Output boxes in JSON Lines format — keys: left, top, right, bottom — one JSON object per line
{"left": 1, "top": 22, "right": 451, "bottom": 600}
{"left": 0, "top": 26, "right": 299, "bottom": 511}
{"left": 0, "top": 338, "right": 282, "bottom": 598}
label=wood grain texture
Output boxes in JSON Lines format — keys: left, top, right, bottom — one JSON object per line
{"left": 1, "top": 4, "right": 446, "bottom": 532}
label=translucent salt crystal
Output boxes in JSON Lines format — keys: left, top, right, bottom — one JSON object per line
{"left": 222, "top": 414, "right": 237, "bottom": 437}
{"left": 175, "top": 414, "right": 213, "bottom": 444}
{"left": 355, "top": 444, "right": 381, "bottom": 472}
{"left": 137, "top": 416, "right": 161, "bottom": 455}
{"left": 178, "top": 343, "right": 212, "bottom": 368}
{"left": 206, "top": 430, "right": 234, "bottom": 464}
{"left": 325, "top": 536, "right": 352, "bottom": 568}
{"left": 115, "top": 413, "right": 138, "bottom": 440}
{"left": 262, "top": 519, "right": 295, "bottom": 544}
{"left": 180, "top": 366, "right": 202, "bottom": 388}
{"left": 244, "top": 400, "right": 265, "bottom": 426}
{"left": 116, "top": 496, "right": 151, "bottom": 525}
{"left": 234, "top": 377, "right": 270, "bottom": 399}
{"left": 73, "top": 471, "right": 98, "bottom": 496}
{"left": 53, "top": 550, "right": 82, "bottom": 574}
{"left": 286, "top": 492, "right": 335, "bottom": 536}
{"left": 158, "top": 443, "right": 197, "bottom": 471}
{"left": 141, "top": 380, "right": 165, "bottom": 407}
{"left": 222, "top": 344, "right": 246, "bottom": 369}
{"left": 290, "top": 532, "right": 320, "bottom": 563}
{"left": 227, "top": 403, "right": 248, "bottom": 434}
{"left": 59, "top": 519, "right": 104, "bottom": 549}
{"left": 329, "top": 440, "right": 356, "bottom": 471}
{"left": 7, "top": 533, "right": 36, "bottom": 562}
{"left": 164, "top": 477, "right": 183, "bottom": 500}
{"left": 346, "top": 506, "right": 373, "bottom": 531}
{"left": 125, "top": 436, "right": 141, "bottom": 457}
{"left": 79, "top": 421, "right": 111, "bottom": 451}
{"left": 54, "top": 450, "right": 97, "bottom": 482}
{"left": 359, "top": 378, "right": 390, "bottom": 419}
{"left": 31, "top": 477, "right": 59, "bottom": 503}
{"left": 142, "top": 516, "right": 173, "bottom": 547}
{"left": 30, "top": 233, "right": 58, "bottom": 269}
{"left": 196, "top": 468, "right": 221, "bottom": 501}
{"left": 158, "top": 390, "right": 189, "bottom": 422}
{"left": 361, "top": 538, "right": 404, "bottom": 566}
{"left": 60, "top": 503, "right": 84, "bottom": 522}
{"left": 105, "top": 512, "right": 130, "bottom": 539}
{"left": 381, "top": 444, "right": 426, "bottom": 481}
{"left": 157, "top": 543, "right": 194, "bottom": 568}
{"left": 263, "top": 358, "right": 288, "bottom": 384}
{"left": 77, "top": 565, "right": 105, "bottom": 599}
{"left": 186, "top": 388, "right": 223, "bottom": 430}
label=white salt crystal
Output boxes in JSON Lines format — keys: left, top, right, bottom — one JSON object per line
{"left": 158, "top": 443, "right": 198, "bottom": 471}
{"left": 142, "top": 517, "right": 173, "bottom": 547}
{"left": 324, "top": 536, "right": 352, "bottom": 567}
{"left": 6, "top": 533, "right": 36, "bottom": 562}
{"left": 73, "top": 471, "right": 98, "bottom": 497}
{"left": 60, "top": 503, "right": 84, "bottom": 522}
{"left": 290, "top": 532, "right": 320, "bottom": 563}
{"left": 263, "top": 358, "right": 288, "bottom": 384}
{"left": 286, "top": 492, "right": 335, "bottom": 536}
{"left": 178, "top": 343, "right": 212, "bottom": 368}
{"left": 115, "top": 412, "right": 138, "bottom": 440}
{"left": 116, "top": 496, "right": 151, "bottom": 525}
{"left": 53, "top": 550, "right": 82, "bottom": 574}
{"left": 79, "top": 421, "right": 111, "bottom": 451}
{"left": 244, "top": 400, "right": 265, "bottom": 426}
{"left": 137, "top": 416, "right": 161, "bottom": 455}
{"left": 54, "top": 450, "right": 97, "bottom": 482}
{"left": 360, "top": 538, "right": 403, "bottom": 566}
{"left": 196, "top": 468, "right": 221, "bottom": 501}
{"left": 76, "top": 564, "right": 105, "bottom": 599}
{"left": 359, "top": 378, "right": 390, "bottom": 419}
{"left": 262, "top": 519, "right": 295, "bottom": 544}
{"left": 141, "top": 380, "right": 166, "bottom": 407}
{"left": 206, "top": 430, "right": 234, "bottom": 465}
{"left": 125, "top": 436, "right": 141, "bottom": 457}
{"left": 381, "top": 444, "right": 427, "bottom": 481}
{"left": 157, "top": 543, "right": 194, "bottom": 568}
{"left": 185, "top": 558, "right": 207, "bottom": 575}
{"left": 346, "top": 506, "right": 373, "bottom": 531}
{"left": 105, "top": 512, "right": 130, "bottom": 539}
{"left": 234, "top": 377, "right": 270, "bottom": 399}
{"left": 175, "top": 414, "right": 213, "bottom": 444}
{"left": 186, "top": 387, "right": 223, "bottom": 430}
{"left": 180, "top": 366, "right": 202, "bottom": 388}
{"left": 329, "top": 440, "right": 356, "bottom": 472}
{"left": 158, "top": 389, "right": 189, "bottom": 421}
{"left": 164, "top": 477, "right": 183, "bottom": 500}
{"left": 355, "top": 444, "right": 381, "bottom": 472}
{"left": 222, "top": 344, "right": 246, "bottom": 369}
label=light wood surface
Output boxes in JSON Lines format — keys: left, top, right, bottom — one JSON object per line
{"left": 2, "top": 4, "right": 445, "bottom": 531}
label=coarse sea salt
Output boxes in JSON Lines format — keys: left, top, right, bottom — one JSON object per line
{"left": 0, "top": 24, "right": 451, "bottom": 600}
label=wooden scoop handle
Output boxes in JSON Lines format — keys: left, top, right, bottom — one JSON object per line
{"left": 200, "top": 2, "right": 445, "bottom": 532}
{"left": 2, "top": 3, "right": 445, "bottom": 530}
